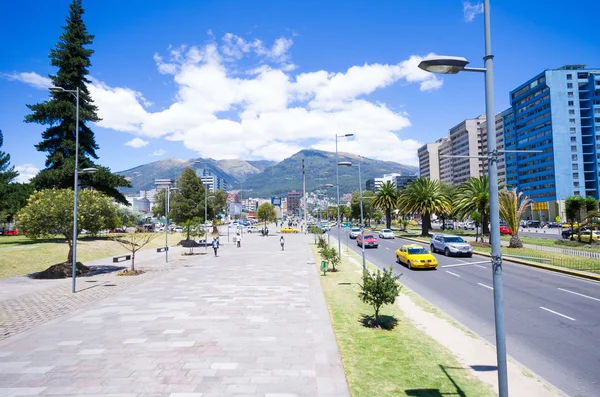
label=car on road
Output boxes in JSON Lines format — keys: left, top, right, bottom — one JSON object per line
{"left": 320, "top": 224, "right": 331, "bottom": 232}
{"left": 575, "top": 230, "right": 600, "bottom": 243}
{"left": 356, "top": 233, "right": 378, "bottom": 248}
{"left": 463, "top": 223, "right": 476, "bottom": 231}
{"left": 526, "top": 220, "right": 541, "bottom": 228}
{"left": 281, "top": 227, "right": 299, "bottom": 233}
{"left": 247, "top": 226, "right": 259, "bottom": 233}
{"left": 395, "top": 244, "right": 438, "bottom": 270}
{"left": 430, "top": 234, "right": 473, "bottom": 257}
{"left": 349, "top": 227, "right": 362, "bottom": 239}
{"left": 173, "top": 226, "right": 184, "bottom": 233}
{"left": 0, "top": 229, "right": 19, "bottom": 236}
{"left": 378, "top": 229, "right": 395, "bottom": 239}
{"left": 500, "top": 225, "right": 512, "bottom": 235}
{"left": 441, "top": 223, "right": 454, "bottom": 231}
{"left": 562, "top": 226, "right": 591, "bottom": 239}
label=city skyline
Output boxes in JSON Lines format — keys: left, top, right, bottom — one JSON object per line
{"left": 1, "top": 0, "right": 599, "bottom": 183}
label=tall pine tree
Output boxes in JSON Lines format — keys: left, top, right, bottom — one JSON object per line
{"left": 24, "top": 0, "right": 130, "bottom": 204}
{"left": 0, "top": 130, "right": 18, "bottom": 185}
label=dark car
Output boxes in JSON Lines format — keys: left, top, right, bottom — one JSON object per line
{"left": 526, "top": 220, "right": 541, "bottom": 228}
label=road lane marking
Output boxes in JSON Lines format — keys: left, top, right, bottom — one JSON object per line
{"left": 474, "top": 264, "right": 486, "bottom": 269}
{"left": 557, "top": 288, "right": 600, "bottom": 302}
{"left": 446, "top": 271, "right": 461, "bottom": 278}
{"left": 385, "top": 247, "right": 390, "bottom": 250}
{"left": 442, "top": 261, "right": 489, "bottom": 268}
{"left": 540, "top": 306, "right": 576, "bottom": 321}
{"left": 478, "top": 283, "right": 493, "bottom": 290}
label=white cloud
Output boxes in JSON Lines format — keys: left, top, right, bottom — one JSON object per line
{"left": 2, "top": 72, "right": 52, "bottom": 89}
{"left": 9, "top": 34, "right": 441, "bottom": 166}
{"left": 14, "top": 164, "right": 39, "bottom": 182}
{"left": 151, "top": 149, "right": 166, "bottom": 156}
{"left": 125, "top": 137, "right": 149, "bottom": 148}
{"left": 463, "top": 1, "right": 484, "bottom": 22}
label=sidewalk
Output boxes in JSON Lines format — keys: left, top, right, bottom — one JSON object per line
{"left": 0, "top": 232, "right": 349, "bottom": 396}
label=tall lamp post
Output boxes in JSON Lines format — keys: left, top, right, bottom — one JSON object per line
{"left": 336, "top": 134, "right": 354, "bottom": 259}
{"left": 164, "top": 186, "right": 179, "bottom": 263}
{"left": 338, "top": 161, "right": 365, "bottom": 271}
{"left": 49, "top": 86, "right": 98, "bottom": 294}
{"left": 417, "top": 1, "right": 508, "bottom": 395}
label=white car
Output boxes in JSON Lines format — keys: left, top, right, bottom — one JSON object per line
{"left": 247, "top": 226, "right": 259, "bottom": 233}
{"left": 378, "top": 229, "right": 395, "bottom": 239}
{"left": 349, "top": 228, "right": 362, "bottom": 239}
{"left": 173, "top": 226, "right": 184, "bottom": 233}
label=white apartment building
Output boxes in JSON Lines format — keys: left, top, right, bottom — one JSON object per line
{"left": 438, "top": 138, "right": 453, "bottom": 184}
{"left": 417, "top": 137, "right": 447, "bottom": 180}
{"left": 449, "top": 115, "right": 487, "bottom": 185}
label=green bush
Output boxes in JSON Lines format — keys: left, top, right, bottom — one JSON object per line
{"left": 317, "top": 235, "right": 327, "bottom": 249}
{"left": 358, "top": 267, "right": 401, "bottom": 325}
{"left": 319, "top": 246, "right": 340, "bottom": 272}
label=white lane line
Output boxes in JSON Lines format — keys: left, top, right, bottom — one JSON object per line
{"left": 474, "top": 264, "right": 486, "bottom": 269}
{"left": 478, "top": 283, "right": 493, "bottom": 290}
{"left": 540, "top": 306, "right": 576, "bottom": 321}
{"left": 446, "top": 271, "right": 461, "bottom": 278}
{"left": 558, "top": 288, "right": 600, "bottom": 302}
{"left": 442, "top": 261, "right": 489, "bottom": 268}
{"left": 385, "top": 247, "right": 390, "bottom": 250}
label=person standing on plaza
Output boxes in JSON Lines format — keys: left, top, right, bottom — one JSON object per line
{"left": 280, "top": 235, "right": 285, "bottom": 251}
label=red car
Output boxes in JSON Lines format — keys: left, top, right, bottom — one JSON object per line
{"left": 356, "top": 233, "right": 379, "bottom": 248}
{"left": 500, "top": 225, "right": 512, "bottom": 235}
{"left": 1, "top": 229, "right": 19, "bottom": 236}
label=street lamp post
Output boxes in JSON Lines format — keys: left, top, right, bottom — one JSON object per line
{"left": 336, "top": 134, "right": 354, "bottom": 259}
{"left": 49, "top": 86, "right": 98, "bottom": 294}
{"left": 417, "top": 1, "right": 508, "bottom": 395}
{"left": 338, "top": 161, "right": 365, "bottom": 271}
{"left": 165, "top": 186, "right": 179, "bottom": 263}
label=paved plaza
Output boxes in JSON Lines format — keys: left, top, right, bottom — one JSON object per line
{"left": 0, "top": 231, "right": 350, "bottom": 396}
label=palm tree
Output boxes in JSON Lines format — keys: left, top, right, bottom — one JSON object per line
{"left": 372, "top": 181, "right": 399, "bottom": 229}
{"left": 397, "top": 178, "right": 451, "bottom": 237}
{"left": 498, "top": 188, "right": 531, "bottom": 248}
{"left": 454, "top": 176, "right": 490, "bottom": 240}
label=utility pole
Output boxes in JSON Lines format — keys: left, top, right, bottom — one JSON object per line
{"left": 302, "top": 155, "right": 307, "bottom": 232}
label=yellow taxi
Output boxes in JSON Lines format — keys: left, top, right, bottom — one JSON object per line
{"left": 281, "top": 227, "right": 299, "bottom": 233}
{"left": 578, "top": 231, "right": 600, "bottom": 243}
{"left": 395, "top": 244, "right": 438, "bottom": 270}
{"left": 409, "top": 220, "right": 419, "bottom": 226}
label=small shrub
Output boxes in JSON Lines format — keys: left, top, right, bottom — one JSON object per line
{"left": 319, "top": 246, "right": 341, "bottom": 272}
{"left": 358, "top": 267, "right": 401, "bottom": 326}
{"left": 317, "top": 236, "right": 327, "bottom": 249}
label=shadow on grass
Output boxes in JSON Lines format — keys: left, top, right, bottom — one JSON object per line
{"left": 405, "top": 365, "right": 469, "bottom": 397}
{"left": 359, "top": 314, "right": 398, "bottom": 330}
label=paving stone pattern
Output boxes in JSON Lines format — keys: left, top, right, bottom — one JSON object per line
{"left": 0, "top": 246, "right": 193, "bottom": 342}
{"left": 0, "top": 232, "right": 349, "bottom": 396}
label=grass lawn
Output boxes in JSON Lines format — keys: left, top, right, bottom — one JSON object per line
{"left": 0, "top": 233, "right": 169, "bottom": 279}
{"left": 312, "top": 245, "right": 495, "bottom": 397}
{"left": 502, "top": 235, "right": 600, "bottom": 252}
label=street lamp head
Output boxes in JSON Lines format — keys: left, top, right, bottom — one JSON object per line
{"left": 49, "top": 86, "right": 65, "bottom": 92}
{"left": 324, "top": 184, "right": 335, "bottom": 188}
{"left": 338, "top": 161, "right": 352, "bottom": 167}
{"left": 418, "top": 56, "right": 470, "bottom": 74}
{"left": 344, "top": 133, "right": 354, "bottom": 137}
{"left": 79, "top": 167, "right": 98, "bottom": 174}
{"left": 169, "top": 187, "right": 180, "bottom": 192}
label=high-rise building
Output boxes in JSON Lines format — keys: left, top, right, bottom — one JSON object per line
{"left": 504, "top": 65, "right": 600, "bottom": 220}
{"left": 449, "top": 115, "right": 487, "bottom": 185}
{"left": 418, "top": 137, "right": 447, "bottom": 180}
{"left": 287, "top": 190, "right": 301, "bottom": 215}
{"left": 439, "top": 138, "right": 453, "bottom": 184}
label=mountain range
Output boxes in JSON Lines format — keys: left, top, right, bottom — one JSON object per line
{"left": 117, "top": 149, "right": 417, "bottom": 197}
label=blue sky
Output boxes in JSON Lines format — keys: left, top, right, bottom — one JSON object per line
{"left": 1, "top": 0, "right": 599, "bottom": 182}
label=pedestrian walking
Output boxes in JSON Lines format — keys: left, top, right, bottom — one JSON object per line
{"left": 280, "top": 236, "right": 285, "bottom": 251}
{"left": 236, "top": 232, "right": 241, "bottom": 247}
{"left": 212, "top": 237, "right": 219, "bottom": 257}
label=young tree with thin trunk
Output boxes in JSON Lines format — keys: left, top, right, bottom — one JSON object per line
{"left": 358, "top": 267, "right": 401, "bottom": 326}
{"left": 111, "top": 232, "right": 156, "bottom": 272}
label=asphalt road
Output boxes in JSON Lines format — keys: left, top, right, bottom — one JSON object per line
{"left": 331, "top": 226, "right": 600, "bottom": 397}
{"left": 431, "top": 225, "right": 564, "bottom": 240}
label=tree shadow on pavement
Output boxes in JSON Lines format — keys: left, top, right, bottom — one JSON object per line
{"left": 405, "top": 365, "right": 468, "bottom": 397}
{"left": 359, "top": 314, "right": 398, "bottom": 330}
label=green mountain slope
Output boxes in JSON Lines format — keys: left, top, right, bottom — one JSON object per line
{"left": 239, "top": 149, "right": 417, "bottom": 197}
{"left": 117, "top": 157, "right": 274, "bottom": 194}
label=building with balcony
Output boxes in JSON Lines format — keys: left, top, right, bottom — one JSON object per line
{"left": 418, "top": 137, "right": 447, "bottom": 180}
{"left": 287, "top": 190, "right": 301, "bottom": 215}
{"left": 504, "top": 65, "right": 600, "bottom": 221}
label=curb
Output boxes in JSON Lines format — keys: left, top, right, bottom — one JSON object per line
{"left": 398, "top": 235, "right": 600, "bottom": 283}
